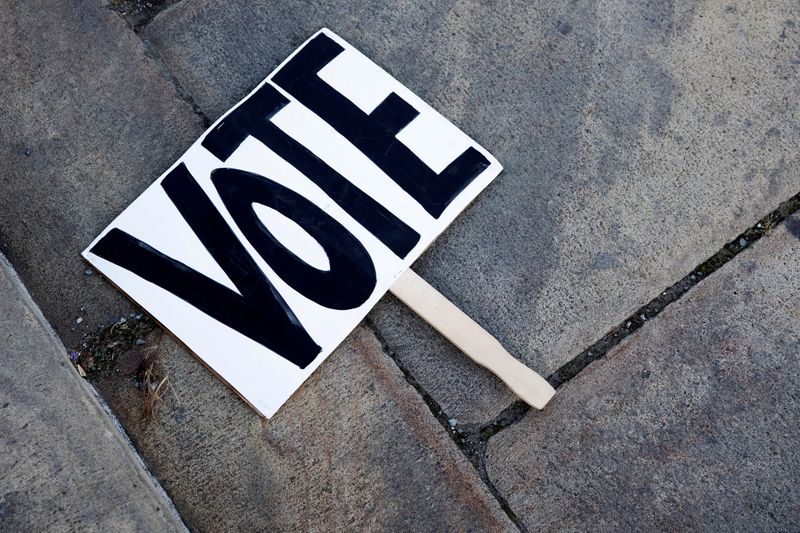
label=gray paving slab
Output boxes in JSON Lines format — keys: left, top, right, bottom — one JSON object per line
{"left": 0, "top": 0, "right": 204, "bottom": 348}
{"left": 89, "top": 326, "right": 516, "bottom": 532}
{"left": 144, "top": 0, "right": 800, "bottom": 422}
{"left": 0, "top": 253, "right": 184, "bottom": 532}
{"left": 485, "top": 213, "right": 800, "bottom": 532}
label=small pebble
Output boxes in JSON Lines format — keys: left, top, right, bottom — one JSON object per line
{"left": 134, "top": 314, "right": 142, "bottom": 320}
{"left": 448, "top": 418, "right": 458, "bottom": 427}
{"left": 135, "top": 338, "right": 145, "bottom": 346}
{"left": 84, "top": 268, "right": 93, "bottom": 276}
{"left": 76, "top": 317, "right": 83, "bottom": 324}
{"left": 739, "top": 237, "right": 747, "bottom": 247}
{"left": 119, "top": 317, "right": 127, "bottom": 323}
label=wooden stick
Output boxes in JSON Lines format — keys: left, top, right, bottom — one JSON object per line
{"left": 389, "top": 269, "right": 556, "bottom": 410}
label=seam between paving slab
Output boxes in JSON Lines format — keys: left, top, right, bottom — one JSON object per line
{"left": 108, "top": 0, "right": 191, "bottom": 31}
{"left": 362, "top": 317, "right": 529, "bottom": 532}
{"left": 91, "top": 5, "right": 800, "bottom": 530}
{"left": 0, "top": 253, "right": 188, "bottom": 531}
{"left": 364, "top": 189, "right": 800, "bottom": 532}
{"left": 106, "top": 1, "right": 212, "bottom": 130}
{"left": 463, "top": 189, "right": 800, "bottom": 476}
{"left": 82, "top": 375, "right": 188, "bottom": 531}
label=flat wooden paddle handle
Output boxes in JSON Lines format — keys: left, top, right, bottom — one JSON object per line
{"left": 389, "top": 269, "right": 556, "bottom": 410}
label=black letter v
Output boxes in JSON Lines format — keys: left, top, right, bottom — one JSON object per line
{"left": 90, "top": 163, "right": 321, "bottom": 369}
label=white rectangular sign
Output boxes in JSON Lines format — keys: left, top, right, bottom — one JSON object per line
{"left": 83, "top": 28, "right": 501, "bottom": 418}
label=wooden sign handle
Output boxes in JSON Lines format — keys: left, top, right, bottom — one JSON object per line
{"left": 389, "top": 269, "right": 556, "bottom": 410}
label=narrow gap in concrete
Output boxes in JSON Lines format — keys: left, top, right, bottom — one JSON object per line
{"left": 363, "top": 317, "right": 528, "bottom": 533}
{"left": 108, "top": 7, "right": 211, "bottom": 130}
{"left": 471, "top": 188, "right": 800, "bottom": 453}
{"left": 106, "top": 0, "right": 186, "bottom": 30}
{"left": 371, "top": 189, "right": 800, "bottom": 526}
{"left": 68, "top": 314, "right": 174, "bottom": 512}
{"left": 82, "top": 379, "right": 188, "bottom": 531}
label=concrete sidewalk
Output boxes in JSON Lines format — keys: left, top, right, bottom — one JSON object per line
{"left": 1, "top": 0, "right": 799, "bottom": 531}
{"left": 0, "top": 253, "right": 184, "bottom": 531}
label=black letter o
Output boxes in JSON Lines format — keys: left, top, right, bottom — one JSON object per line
{"left": 212, "top": 168, "right": 377, "bottom": 310}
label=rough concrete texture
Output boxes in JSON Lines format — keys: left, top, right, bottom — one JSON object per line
{"left": 143, "top": 0, "right": 800, "bottom": 422}
{"left": 0, "top": 0, "right": 204, "bottom": 348}
{"left": 0, "top": 254, "right": 184, "bottom": 532}
{"left": 486, "top": 214, "right": 800, "bottom": 532}
{"left": 91, "top": 326, "right": 515, "bottom": 532}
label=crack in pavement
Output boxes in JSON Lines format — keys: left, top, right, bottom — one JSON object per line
{"left": 107, "top": 3, "right": 211, "bottom": 130}
{"left": 461, "top": 188, "right": 800, "bottom": 485}
{"left": 106, "top": 0, "right": 186, "bottom": 30}
{"left": 363, "top": 316, "right": 529, "bottom": 533}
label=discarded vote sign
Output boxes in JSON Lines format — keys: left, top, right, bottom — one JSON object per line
{"left": 84, "top": 29, "right": 552, "bottom": 418}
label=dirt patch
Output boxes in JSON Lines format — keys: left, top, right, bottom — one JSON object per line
{"left": 71, "top": 314, "right": 155, "bottom": 375}
{"left": 70, "top": 315, "right": 173, "bottom": 422}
